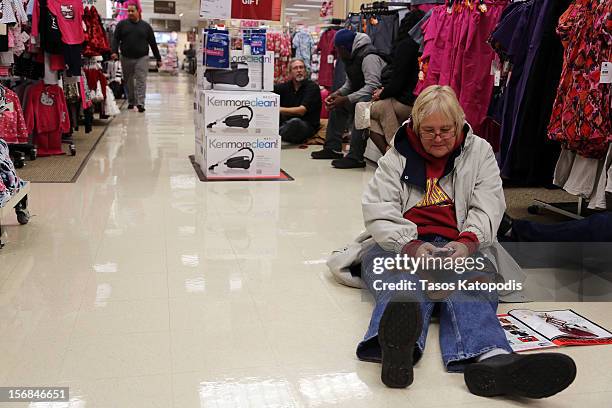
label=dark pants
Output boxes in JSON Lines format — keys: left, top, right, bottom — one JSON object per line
{"left": 324, "top": 98, "right": 369, "bottom": 161}
{"left": 512, "top": 213, "right": 612, "bottom": 242}
{"left": 279, "top": 117, "right": 316, "bottom": 144}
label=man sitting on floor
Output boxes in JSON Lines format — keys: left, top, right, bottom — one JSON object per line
{"left": 311, "top": 29, "right": 387, "bottom": 169}
{"left": 274, "top": 58, "right": 322, "bottom": 145}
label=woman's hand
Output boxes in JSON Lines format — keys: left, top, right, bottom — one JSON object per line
{"left": 444, "top": 241, "right": 469, "bottom": 260}
{"left": 415, "top": 242, "right": 436, "bottom": 258}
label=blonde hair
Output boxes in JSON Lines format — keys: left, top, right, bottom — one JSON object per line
{"left": 412, "top": 85, "right": 465, "bottom": 136}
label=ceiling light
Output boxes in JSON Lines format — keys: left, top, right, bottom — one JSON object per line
{"left": 292, "top": 4, "right": 323, "bottom": 7}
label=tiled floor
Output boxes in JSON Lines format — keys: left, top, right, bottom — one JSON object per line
{"left": 0, "top": 75, "right": 610, "bottom": 407}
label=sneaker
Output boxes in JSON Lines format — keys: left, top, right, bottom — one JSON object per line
{"left": 127, "top": 104, "right": 134, "bottom": 110}
{"left": 378, "top": 299, "right": 422, "bottom": 388}
{"left": 311, "top": 148, "right": 343, "bottom": 160}
{"left": 137, "top": 105, "right": 146, "bottom": 113}
{"left": 464, "top": 353, "right": 576, "bottom": 398}
{"left": 332, "top": 157, "right": 366, "bottom": 169}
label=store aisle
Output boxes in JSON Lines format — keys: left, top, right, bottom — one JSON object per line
{"left": 1, "top": 75, "right": 610, "bottom": 407}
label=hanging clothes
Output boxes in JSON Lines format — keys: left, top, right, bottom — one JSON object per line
{"left": 0, "top": 0, "right": 28, "bottom": 24}
{"left": 317, "top": 28, "right": 337, "bottom": 88}
{"left": 554, "top": 145, "right": 612, "bottom": 210}
{"left": 547, "top": 0, "right": 611, "bottom": 160}
{"left": 365, "top": 12, "right": 398, "bottom": 55}
{"left": 414, "top": 1, "right": 508, "bottom": 134}
{"left": 47, "top": 0, "right": 85, "bottom": 44}
{"left": 24, "top": 82, "right": 70, "bottom": 156}
{"left": 0, "top": 86, "right": 29, "bottom": 144}
{"left": 489, "top": 0, "right": 571, "bottom": 185}
{"left": 292, "top": 30, "right": 313, "bottom": 72}
{"left": 267, "top": 31, "right": 292, "bottom": 84}
{"left": 83, "top": 67, "right": 107, "bottom": 100}
{"left": 83, "top": 5, "right": 111, "bottom": 57}
{"left": 32, "top": 0, "right": 64, "bottom": 55}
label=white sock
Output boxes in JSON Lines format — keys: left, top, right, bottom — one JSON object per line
{"left": 477, "top": 348, "right": 510, "bottom": 362}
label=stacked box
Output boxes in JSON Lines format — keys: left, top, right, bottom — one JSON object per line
{"left": 195, "top": 29, "right": 281, "bottom": 180}
{"left": 195, "top": 90, "right": 280, "bottom": 178}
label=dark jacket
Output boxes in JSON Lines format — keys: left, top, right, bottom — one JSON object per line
{"left": 379, "top": 37, "right": 420, "bottom": 106}
{"left": 337, "top": 33, "right": 387, "bottom": 104}
{"left": 113, "top": 19, "right": 161, "bottom": 60}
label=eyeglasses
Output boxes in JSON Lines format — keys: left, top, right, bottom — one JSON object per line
{"left": 419, "top": 127, "right": 456, "bottom": 140}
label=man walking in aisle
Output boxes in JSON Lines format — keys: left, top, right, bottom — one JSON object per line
{"left": 274, "top": 58, "right": 322, "bottom": 145}
{"left": 311, "top": 29, "right": 387, "bottom": 168}
{"left": 111, "top": 3, "right": 161, "bottom": 113}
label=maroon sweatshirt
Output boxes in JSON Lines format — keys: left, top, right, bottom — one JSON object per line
{"left": 402, "top": 125, "right": 479, "bottom": 254}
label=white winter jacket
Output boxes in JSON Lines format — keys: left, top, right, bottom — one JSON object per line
{"left": 327, "top": 122, "right": 528, "bottom": 302}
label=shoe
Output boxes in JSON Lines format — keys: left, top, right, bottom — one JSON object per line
{"left": 127, "top": 104, "right": 134, "bottom": 110}
{"left": 332, "top": 157, "right": 366, "bottom": 169}
{"left": 497, "top": 212, "right": 514, "bottom": 239}
{"left": 464, "top": 353, "right": 576, "bottom": 399}
{"left": 137, "top": 105, "right": 145, "bottom": 113}
{"left": 311, "top": 148, "right": 343, "bottom": 160}
{"left": 378, "top": 298, "right": 422, "bottom": 388}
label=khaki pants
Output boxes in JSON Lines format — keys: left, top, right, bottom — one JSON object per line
{"left": 370, "top": 98, "right": 412, "bottom": 144}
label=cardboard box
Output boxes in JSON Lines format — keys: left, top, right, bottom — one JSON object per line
{"left": 199, "top": 50, "right": 275, "bottom": 92}
{"left": 203, "top": 134, "right": 281, "bottom": 179}
{"left": 196, "top": 90, "right": 279, "bottom": 135}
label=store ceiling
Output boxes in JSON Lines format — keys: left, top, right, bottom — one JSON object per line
{"left": 141, "top": 0, "right": 329, "bottom": 32}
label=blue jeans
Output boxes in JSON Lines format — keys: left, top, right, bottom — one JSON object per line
{"left": 357, "top": 238, "right": 513, "bottom": 373}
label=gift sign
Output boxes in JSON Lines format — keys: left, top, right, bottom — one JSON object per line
{"left": 230, "top": 0, "right": 281, "bottom": 21}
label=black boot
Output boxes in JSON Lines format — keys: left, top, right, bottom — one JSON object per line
{"left": 464, "top": 353, "right": 576, "bottom": 398}
{"left": 378, "top": 299, "right": 422, "bottom": 388}
{"left": 311, "top": 148, "right": 343, "bottom": 160}
{"left": 332, "top": 157, "right": 366, "bottom": 169}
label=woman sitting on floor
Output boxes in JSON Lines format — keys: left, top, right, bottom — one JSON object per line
{"left": 357, "top": 85, "right": 577, "bottom": 398}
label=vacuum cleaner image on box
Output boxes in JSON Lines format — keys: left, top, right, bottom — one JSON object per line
{"left": 204, "top": 135, "right": 281, "bottom": 178}
{"left": 207, "top": 106, "right": 253, "bottom": 129}
{"left": 208, "top": 147, "right": 254, "bottom": 172}
{"left": 197, "top": 90, "right": 280, "bottom": 134}
{"left": 204, "top": 62, "right": 250, "bottom": 88}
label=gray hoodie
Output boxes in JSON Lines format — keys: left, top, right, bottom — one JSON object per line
{"left": 338, "top": 33, "right": 387, "bottom": 104}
